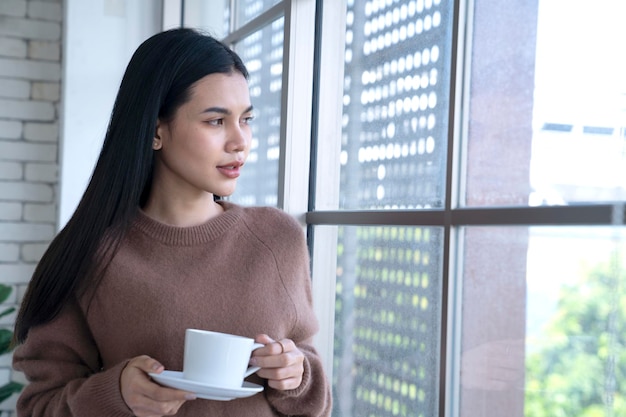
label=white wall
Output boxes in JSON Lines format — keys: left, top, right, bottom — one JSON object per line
{"left": 59, "top": 0, "right": 162, "bottom": 226}
{"left": 0, "top": 1, "right": 63, "bottom": 413}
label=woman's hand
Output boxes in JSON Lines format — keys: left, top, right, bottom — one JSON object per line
{"left": 120, "top": 355, "right": 196, "bottom": 417}
{"left": 250, "top": 334, "right": 305, "bottom": 391}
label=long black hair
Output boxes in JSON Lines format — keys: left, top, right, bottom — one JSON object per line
{"left": 14, "top": 28, "right": 249, "bottom": 344}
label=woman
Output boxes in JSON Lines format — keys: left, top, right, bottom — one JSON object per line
{"left": 12, "top": 28, "right": 332, "bottom": 417}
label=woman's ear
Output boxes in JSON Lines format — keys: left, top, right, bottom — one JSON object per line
{"left": 153, "top": 120, "right": 163, "bottom": 150}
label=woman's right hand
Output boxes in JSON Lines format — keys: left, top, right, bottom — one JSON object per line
{"left": 121, "top": 355, "right": 196, "bottom": 417}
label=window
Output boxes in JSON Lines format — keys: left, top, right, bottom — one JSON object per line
{"left": 170, "top": 0, "right": 626, "bottom": 415}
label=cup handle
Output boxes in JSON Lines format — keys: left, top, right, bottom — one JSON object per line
{"left": 244, "top": 343, "right": 264, "bottom": 378}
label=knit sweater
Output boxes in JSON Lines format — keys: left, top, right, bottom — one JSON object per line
{"left": 13, "top": 202, "right": 332, "bottom": 417}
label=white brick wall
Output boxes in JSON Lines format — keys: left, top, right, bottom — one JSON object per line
{"left": 0, "top": 0, "right": 62, "bottom": 413}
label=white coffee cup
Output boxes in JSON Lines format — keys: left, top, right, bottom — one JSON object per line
{"left": 183, "top": 329, "right": 263, "bottom": 387}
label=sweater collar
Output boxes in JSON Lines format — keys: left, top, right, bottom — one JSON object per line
{"left": 132, "top": 201, "right": 243, "bottom": 246}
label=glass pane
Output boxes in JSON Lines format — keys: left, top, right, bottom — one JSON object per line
{"left": 330, "top": 225, "right": 443, "bottom": 417}
{"left": 460, "top": 226, "right": 626, "bottom": 416}
{"left": 465, "top": 0, "right": 626, "bottom": 206}
{"left": 235, "top": 0, "right": 282, "bottom": 28}
{"left": 182, "top": 0, "right": 230, "bottom": 38}
{"left": 228, "top": 18, "right": 283, "bottom": 206}
{"left": 338, "top": 0, "right": 454, "bottom": 210}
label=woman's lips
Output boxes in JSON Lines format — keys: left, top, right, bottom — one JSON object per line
{"left": 217, "top": 163, "right": 242, "bottom": 178}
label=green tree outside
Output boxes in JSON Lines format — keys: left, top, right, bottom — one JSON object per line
{"left": 525, "top": 251, "right": 625, "bottom": 416}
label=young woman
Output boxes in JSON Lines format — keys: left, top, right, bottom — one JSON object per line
{"left": 12, "top": 28, "right": 332, "bottom": 417}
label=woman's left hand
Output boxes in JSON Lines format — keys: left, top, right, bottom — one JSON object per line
{"left": 250, "top": 334, "right": 305, "bottom": 390}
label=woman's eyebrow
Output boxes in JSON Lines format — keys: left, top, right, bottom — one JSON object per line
{"left": 201, "top": 106, "right": 230, "bottom": 115}
{"left": 201, "top": 105, "right": 254, "bottom": 115}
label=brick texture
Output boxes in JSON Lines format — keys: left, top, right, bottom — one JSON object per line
{"left": 0, "top": 1, "right": 63, "bottom": 413}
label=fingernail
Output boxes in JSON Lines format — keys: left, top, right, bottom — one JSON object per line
{"left": 249, "top": 358, "right": 258, "bottom": 366}
{"left": 185, "top": 393, "right": 197, "bottom": 400}
{"left": 152, "top": 363, "right": 163, "bottom": 371}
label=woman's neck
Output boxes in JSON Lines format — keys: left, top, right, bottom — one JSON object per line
{"left": 142, "top": 193, "right": 223, "bottom": 227}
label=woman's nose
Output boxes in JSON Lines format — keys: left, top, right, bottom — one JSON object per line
{"left": 227, "top": 124, "right": 249, "bottom": 153}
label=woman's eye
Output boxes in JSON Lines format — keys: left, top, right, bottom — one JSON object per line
{"left": 207, "top": 119, "right": 223, "bottom": 126}
{"left": 242, "top": 116, "right": 255, "bottom": 125}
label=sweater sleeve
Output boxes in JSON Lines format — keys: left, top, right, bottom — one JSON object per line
{"left": 265, "top": 339, "right": 333, "bottom": 417}
{"left": 12, "top": 298, "right": 133, "bottom": 417}
{"left": 250, "top": 209, "right": 333, "bottom": 417}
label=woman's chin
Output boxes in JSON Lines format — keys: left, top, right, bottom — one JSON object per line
{"left": 214, "top": 188, "right": 236, "bottom": 198}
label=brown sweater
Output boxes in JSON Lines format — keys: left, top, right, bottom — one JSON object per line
{"left": 13, "top": 202, "right": 332, "bottom": 416}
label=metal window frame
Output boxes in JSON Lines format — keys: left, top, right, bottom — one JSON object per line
{"left": 162, "top": 0, "right": 183, "bottom": 29}
{"left": 308, "top": 0, "right": 348, "bottom": 380}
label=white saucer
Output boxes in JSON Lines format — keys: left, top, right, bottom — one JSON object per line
{"left": 149, "top": 371, "right": 263, "bottom": 401}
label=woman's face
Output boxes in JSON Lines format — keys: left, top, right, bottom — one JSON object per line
{"left": 152, "top": 71, "right": 253, "bottom": 199}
